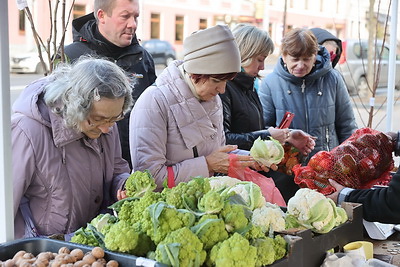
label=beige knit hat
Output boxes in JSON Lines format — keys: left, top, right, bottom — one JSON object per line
{"left": 183, "top": 25, "right": 241, "bottom": 74}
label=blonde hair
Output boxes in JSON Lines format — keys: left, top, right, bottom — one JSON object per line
{"left": 232, "top": 23, "right": 274, "bottom": 68}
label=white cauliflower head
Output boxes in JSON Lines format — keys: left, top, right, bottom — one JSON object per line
{"left": 252, "top": 202, "right": 286, "bottom": 234}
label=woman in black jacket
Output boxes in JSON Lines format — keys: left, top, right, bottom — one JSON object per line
{"left": 219, "top": 24, "right": 315, "bottom": 201}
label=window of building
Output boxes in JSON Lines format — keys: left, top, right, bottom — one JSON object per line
{"left": 175, "top": 15, "right": 184, "bottom": 43}
{"left": 73, "top": 4, "right": 86, "bottom": 19}
{"left": 151, "top": 13, "right": 160, "bottom": 39}
{"left": 18, "top": 10, "right": 25, "bottom": 35}
{"left": 199, "top": 18, "right": 207, "bottom": 29}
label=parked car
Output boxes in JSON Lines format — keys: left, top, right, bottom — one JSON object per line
{"left": 142, "top": 39, "right": 176, "bottom": 67}
{"left": 10, "top": 50, "right": 49, "bottom": 74}
{"left": 337, "top": 39, "right": 400, "bottom": 95}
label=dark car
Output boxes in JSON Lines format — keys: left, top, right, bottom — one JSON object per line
{"left": 142, "top": 39, "right": 176, "bottom": 67}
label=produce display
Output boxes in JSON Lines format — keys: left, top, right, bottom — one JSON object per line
{"left": 277, "top": 144, "right": 302, "bottom": 175}
{"left": 293, "top": 128, "right": 394, "bottom": 194}
{"left": 69, "top": 172, "right": 349, "bottom": 267}
{"left": 0, "top": 246, "right": 118, "bottom": 267}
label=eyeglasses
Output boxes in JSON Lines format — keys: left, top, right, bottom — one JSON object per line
{"left": 87, "top": 111, "right": 124, "bottom": 127}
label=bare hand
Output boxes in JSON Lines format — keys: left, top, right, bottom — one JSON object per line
{"left": 117, "top": 189, "right": 127, "bottom": 200}
{"left": 287, "top": 130, "right": 316, "bottom": 155}
{"left": 268, "top": 127, "right": 290, "bottom": 144}
{"left": 325, "top": 179, "right": 345, "bottom": 204}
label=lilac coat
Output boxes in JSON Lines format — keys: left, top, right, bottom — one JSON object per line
{"left": 12, "top": 78, "right": 130, "bottom": 239}
{"left": 129, "top": 61, "right": 226, "bottom": 189}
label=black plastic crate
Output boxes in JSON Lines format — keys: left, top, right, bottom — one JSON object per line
{"left": 0, "top": 237, "right": 167, "bottom": 266}
{"left": 274, "top": 202, "right": 364, "bottom": 267}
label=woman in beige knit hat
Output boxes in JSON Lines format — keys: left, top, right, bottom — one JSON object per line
{"left": 128, "top": 25, "right": 272, "bottom": 190}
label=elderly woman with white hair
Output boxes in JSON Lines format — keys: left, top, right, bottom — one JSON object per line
{"left": 12, "top": 57, "right": 133, "bottom": 239}
{"left": 129, "top": 25, "right": 270, "bottom": 190}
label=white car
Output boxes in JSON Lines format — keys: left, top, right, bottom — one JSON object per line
{"left": 10, "top": 51, "right": 49, "bottom": 74}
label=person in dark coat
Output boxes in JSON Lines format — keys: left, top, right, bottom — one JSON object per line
{"left": 220, "top": 24, "right": 315, "bottom": 202}
{"left": 310, "top": 27, "right": 342, "bottom": 68}
{"left": 64, "top": 0, "right": 157, "bottom": 169}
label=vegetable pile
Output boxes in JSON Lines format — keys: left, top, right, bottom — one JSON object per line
{"left": 70, "top": 172, "right": 349, "bottom": 267}
{"left": 293, "top": 128, "right": 394, "bottom": 194}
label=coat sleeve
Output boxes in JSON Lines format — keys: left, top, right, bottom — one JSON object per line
{"left": 259, "top": 75, "right": 278, "bottom": 128}
{"left": 110, "top": 126, "right": 131, "bottom": 199}
{"left": 130, "top": 89, "right": 210, "bottom": 190}
{"left": 333, "top": 70, "right": 358, "bottom": 143}
{"left": 345, "top": 168, "right": 400, "bottom": 223}
{"left": 220, "top": 91, "right": 271, "bottom": 150}
{"left": 11, "top": 120, "right": 37, "bottom": 218}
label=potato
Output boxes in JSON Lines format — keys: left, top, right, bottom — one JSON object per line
{"left": 70, "top": 249, "right": 84, "bottom": 261}
{"left": 82, "top": 254, "right": 96, "bottom": 265}
{"left": 58, "top": 247, "right": 71, "bottom": 255}
{"left": 106, "top": 260, "right": 119, "bottom": 267}
{"left": 91, "top": 247, "right": 104, "bottom": 259}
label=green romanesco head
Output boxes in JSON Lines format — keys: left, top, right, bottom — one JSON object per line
{"left": 104, "top": 220, "right": 139, "bottom": 253}
{"left": 155, "top": 227, "right": 206, "bottom": 267}
{"left": 273, "top": 235, "right": 287, "bottom": 261}
{"left": 143, "top": 202, "right": 196, "bottom": 244}
{"left": 125, "top": 170, "right": 156, "bottom": 198}
{"left": 198, "top": 190, "right": 226, "bottom": 214}
{"left": 162, "top": 177, "right": 211, "bottom": 210}
{"left": 207, "top": 232, "right": 257, "bottom": 267}
{"left": 191, "top": 217, "right": 229, "bottom": 250}
{"left": 119, "top": 191, "right": 163, "bottom": 225}
{"left": 252, "top": 237, "right": 276, "bottom": 267}
{"left": 220, "top": 202, "right": 250, "bottom": 233}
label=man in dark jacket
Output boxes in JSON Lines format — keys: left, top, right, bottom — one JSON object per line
{"left": 64, "top": 0, "right": 157, "bottom": 169}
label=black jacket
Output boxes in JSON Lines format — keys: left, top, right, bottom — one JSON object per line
{"left": 345, "top": 168, "right": 400, "bottom": 223}
{"left": 64, "top": 13, "right": 157, "bottom": 169}
{"left": 220, "top": 71, "right": 270, "bottom": 151}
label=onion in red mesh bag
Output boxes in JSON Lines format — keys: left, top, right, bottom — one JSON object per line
{"left": 293, "top": 128, "right": 394, "bottom": 195}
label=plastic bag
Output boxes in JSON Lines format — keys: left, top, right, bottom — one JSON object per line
{"left": 228, "top": 154, "right": 286, "bottom": 207}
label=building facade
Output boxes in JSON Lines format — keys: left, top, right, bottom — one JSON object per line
{"left": 8, "top": 0, "right": 398, "bottom": 58}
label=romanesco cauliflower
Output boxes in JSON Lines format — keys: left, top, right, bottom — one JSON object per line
{"left": 207, "top": 232, "right": 257, "bottom": 267}
{"left": 125, "top": 170, "right": 157, "bottom": 198}
{"left": 104, "top": 220, "right": 139, "bottom": 253}
{"left": 191, "top": 216, "right": 229, "bottom": 250}
{"left": 252, "top": 237, "right": 276, "bottom": 266}
{"left": 198, "top": 190, "right": 226, "bottom": 214}
{"left": 118, "top": 191, "right": 163, "bottom": 225}
{"left": 220, "top": 202, "right": 250, "bottom": 233}
{"left": 162, "top": 177, "right": 211, "bottom": 210}
{"left": 155, "top": 227, "right": 206, "bottom": 267}
{"left": 142, "top": 201, "right": 196, "bottom": 244}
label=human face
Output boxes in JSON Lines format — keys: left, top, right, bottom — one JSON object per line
{"left": 243, "top": 55, "right": 266, "bottom": 77}
{"left": 282, "top": 53, "right": 316, "bottom": 77}
{"left": 80, "top": 97, "right": 125, "bottom": 139}
{"left": 323, "top": 43, "right": 338, "bottom": 62}
{"left": 192, "top": 77, "right": 229, "bottom": 101}
{"left": 97, "top": 0, "right": 139, "bottom": 47}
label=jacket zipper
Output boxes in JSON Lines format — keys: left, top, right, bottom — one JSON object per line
{"left": 325, "top": 127, "right": 330, "bottom": 151}
{"left": 301, "top": 80, "right": 309, "bottom": 133}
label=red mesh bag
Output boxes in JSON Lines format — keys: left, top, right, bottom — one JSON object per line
{"left": 293, "top": 128, "right": 394, "bottom": 195}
